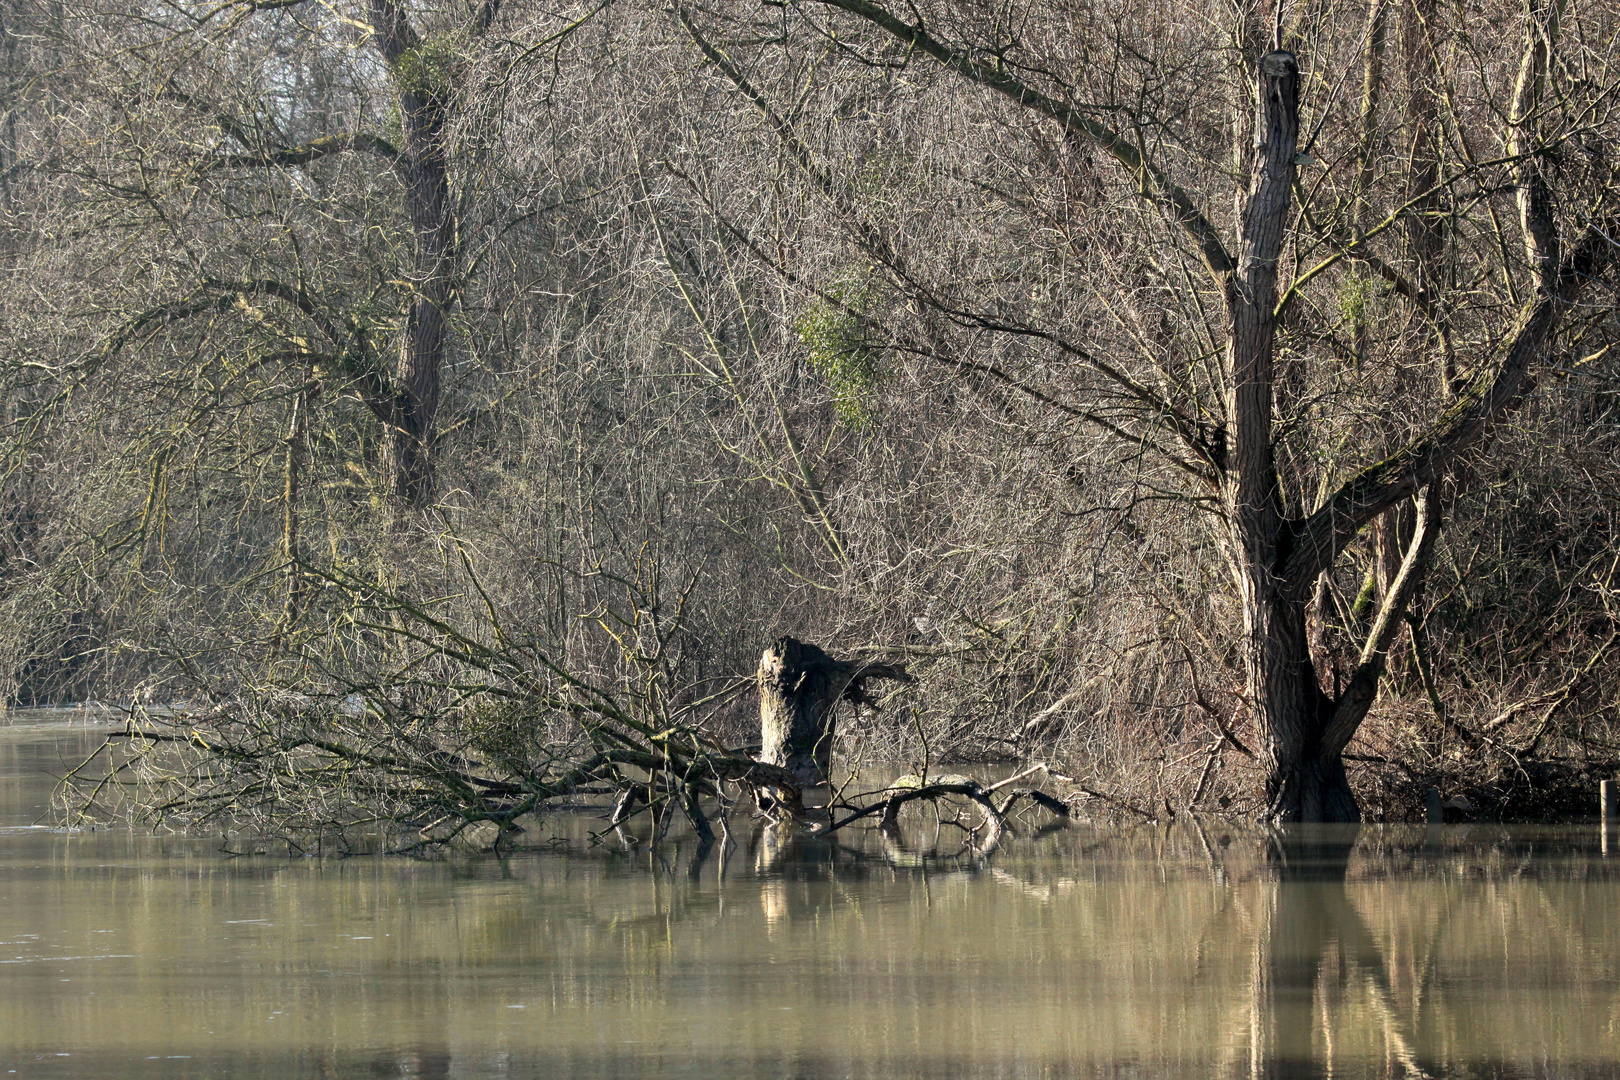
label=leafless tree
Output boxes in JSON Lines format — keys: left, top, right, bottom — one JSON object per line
{"left": 8, "top": 0, "right": 1620, "bottom": 830}
{"left": 666, "top": 0, "right": 1620, "bottom": 820}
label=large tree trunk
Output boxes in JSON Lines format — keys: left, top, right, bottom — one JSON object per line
{"left": 1245, "top": 586, "right": 1359, "bottom": 822}
{"left": 369, "top": 0, "right": 455, "bottom": 507}
{"left": 757, "top": 636, "right": 910, "bottom": 821}
{"left": 1222, "top": 52, "right": 1358, "bottom": 822}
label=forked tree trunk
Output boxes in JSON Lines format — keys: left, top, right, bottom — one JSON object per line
{"left": 757, "top": 636, "right": 911, "bottom": 819}
{"left": 1222, "top": 52, "right": 1360, "bottom": 822}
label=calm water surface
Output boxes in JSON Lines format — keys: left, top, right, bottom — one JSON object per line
{"left": 2, "top": 714, "right": 1618, "bottom": 1078}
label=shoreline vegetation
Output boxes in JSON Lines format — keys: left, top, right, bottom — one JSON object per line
{"left": 3, "top": 0, "right": 1619, "bottom": 838}
{"left": 40, "top": 623, "right": 1615, "bottom": 853}
{"left": 53, "top": 634, "right": 1080, "bottom": 854}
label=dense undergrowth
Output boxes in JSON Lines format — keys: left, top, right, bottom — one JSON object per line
{"left": 4, "top": 0, "right": 1619, "bottom": 832}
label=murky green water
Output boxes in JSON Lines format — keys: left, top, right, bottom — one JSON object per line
{"left": 2, "top": 715, "right": 1618, "bottom": 1078}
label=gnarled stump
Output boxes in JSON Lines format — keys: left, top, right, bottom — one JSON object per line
{"left": 757, "top": 636, "right": 912, "bottom": 821}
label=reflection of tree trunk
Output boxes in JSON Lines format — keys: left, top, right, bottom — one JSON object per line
{"left": 1249, "top": 830, "right": 1356, "bottom": 1079}
{"left": 749, "top": 818, "right": 842, "bottom": 880}
{"left": 753, "top": 818, "right": 798, "bottom": 875}
{"left": 1248, "top": 828, "right": 1436, "bottom": 1079}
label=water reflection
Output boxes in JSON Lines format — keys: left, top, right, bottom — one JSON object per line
{"left": 1244, "top": 828, "right": 1416, "bottom": 1079}
{"left": 3, "top": 721, "right": 1620, "bottom": 1078}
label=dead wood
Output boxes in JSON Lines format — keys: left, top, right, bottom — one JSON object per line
{"left": 756, "top": 635, "right": 913, "bottom": 818}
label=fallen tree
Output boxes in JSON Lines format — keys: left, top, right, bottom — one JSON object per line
{"left": 59, "top": 594, "right": 1067, "bottom": 852}
{"left": 755, "top": 637, "right": 1069, "bottom": 856}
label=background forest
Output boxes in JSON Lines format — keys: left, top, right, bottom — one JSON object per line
{"left": 1, "top": 0, "right": 1618, "bottom": 830}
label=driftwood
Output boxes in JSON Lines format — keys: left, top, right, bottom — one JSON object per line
{"left": 66, "top": 634, "right": 1066, "bottom": 854}
{"left": 824, "top": 768, "right": 1071, "bottom": 854}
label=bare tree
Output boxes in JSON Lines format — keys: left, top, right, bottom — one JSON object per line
{"left": 28, "top": 0, "right": 506, "bottom": 508}
{"left": 8, "top": 0, "right": 1620, "bottom": 830}
{"left": 670, "top": 0, "right": 1620, "bottom": 820}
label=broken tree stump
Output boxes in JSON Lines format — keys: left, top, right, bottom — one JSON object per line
{"left": 757, "top": 636, "right": 912, "bottom": 821}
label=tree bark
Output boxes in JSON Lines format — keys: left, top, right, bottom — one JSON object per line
{"left": 369, "top": 0, "right": 455, "bottom": 507}
{"left": 1220, "top": 52, "right": 1354, "bottom": 822}
{"left": 757, "top": 636, "right": 910, "bottom": 820}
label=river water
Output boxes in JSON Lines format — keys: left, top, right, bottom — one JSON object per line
{"left": 2, "top": 714, "right": 1618, "bottom": 1078}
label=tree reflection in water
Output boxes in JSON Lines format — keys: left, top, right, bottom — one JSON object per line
{"left": 744, "top": 816, "right": 1473, "bottom": 1079}
{"left": 1245, "top": 826, "right": 1433, "bottom": 1079}
{"left": 6, "top": 763, "right": 1616, "bottom": 1080}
